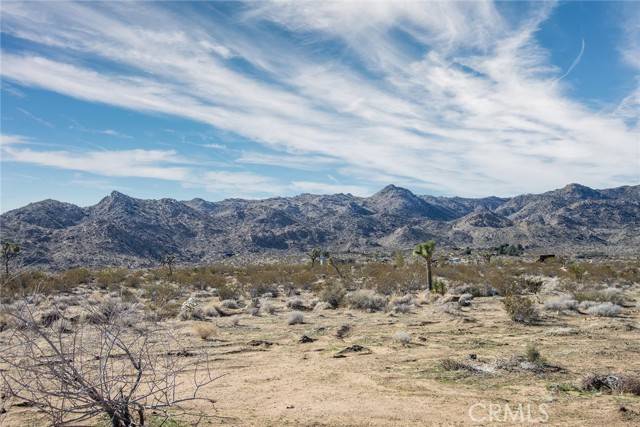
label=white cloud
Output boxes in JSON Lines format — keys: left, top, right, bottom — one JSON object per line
{"left": 0, "top": 1, "right": 638, "bottom": 197}
{"left": 2, "top": 144, "right": 191, "bottom": 181}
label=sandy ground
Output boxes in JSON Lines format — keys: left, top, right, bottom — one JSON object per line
{"left": 3, "top": 291, "right": 640, "bottom": 426}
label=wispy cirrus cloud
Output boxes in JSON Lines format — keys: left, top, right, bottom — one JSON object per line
{"left": 2, "top": 139, "right": 190, "bottom": 181}
{"left": 0, "top": 1, "right": 638, "bottom": 199}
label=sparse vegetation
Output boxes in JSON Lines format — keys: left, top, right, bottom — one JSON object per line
{"left": 0, "top": 255, "right": 637, "bottom": 425}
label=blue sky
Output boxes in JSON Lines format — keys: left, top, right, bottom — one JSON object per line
{"left": 1, "top": 1, "right": 638, "bottom": 212}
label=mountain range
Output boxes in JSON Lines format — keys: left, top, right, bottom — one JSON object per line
{"left": 1, "top": 183, "right": 638, "bottom": 269}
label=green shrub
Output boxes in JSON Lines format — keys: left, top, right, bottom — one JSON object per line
{"left": 432, "top": 279, "right": 446, "bottom": 295}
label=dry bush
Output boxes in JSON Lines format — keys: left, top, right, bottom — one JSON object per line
{"left": 95, "top": 268, "right": 128, "bottom": 289}
{"left": 347, "top": 290, "right": 388, "bottom": 312}
{"left": 584, "top": 302, "right": 622, "bottom": 317}
{"left": 319, "top": 281, "right": 346, "bottom": 308}
{"left": 582, "top": 373, "right": 640, "bottom": 395}
{"left": 287, "top": 311, "right": 304, "bottom": 325}
{"left": 260, "top": 300, "right": 276, "bottom": 315}
{"left": 178, "top": 297, "right": 205, "bottom": 321}
{"left": 458, "top": 293, "right": 473, "bottom": 307}
{"left": 58, "top": 267, "right": 92, "bottom": 285}
{"left": 392, "top": 331, "right": 411, "bottom": 346}
{"left": 0, "top": 303, "right": 219, "bottom": 426}
{"left": 220, "top": 299, "right": 240, "bottom": 309}
{"left": 573, "top": 287, "right": 625, "bottom": 305}
{"left": 544, "top": 295, "right": 578, "bottom": 312}
{"left": 286, "top": 297, "right": 306, "bottom": 310}
{"left": 192, "top": 322, "right": 217, "bottom": 340}
{"left": 525, "top": 343, "right": 545, "bottom": 365}
{"left": 503, "top": 294, "right": 538, "bottom": 324}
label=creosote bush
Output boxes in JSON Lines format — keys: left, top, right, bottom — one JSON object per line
{"left": 503, "top": 294, "right": 538, "bottom": 324}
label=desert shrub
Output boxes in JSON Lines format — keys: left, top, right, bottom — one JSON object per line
{"left": 178, "top": 297, "right": 205, "bottom": 321}
{"left": 503, "top": 294, "right": 538, "bottom": 324}
{"left": 520, "top": 276, "right": 544, "bottom": 293}
{"left": 287, "top": 311, "right": 304, "bottom": 325}
{"left": 525, "top": 343, "right": 545, "bottom": 365}
{"left": 220, "top": 299, "right": 240, "bottom": 309}
{"left": 567, "top": 262, "right": 586, "bottom": 282}
{"left": 347, "top": 290, "right": 388, "bottom": 312}
{"left": 574, "top": 288, "right": 625, "bottom": 306}
{"left": 585, "top": 302, "right": 622, "bottom": 317}
{"left": 261, "top": 300, "right": 276, "bottom": 315}
{"left": 319, "top": 281, "right": 346, "bottom": 308}
{"left": 389, "top": 294, "right": 415, "bottom": 313}
{"left": 192, "top": 322, "right": 216, "bottom": 340}
{"left": 440, "top": 358, "right": 474, "bottom": 372}
{"left": 288, "top": 269, "right": 318, "bottom": 290}
{"left": 432, "top": 279, "right": 446, "bottom": 295}
{"left": 286, "top": 297, "right": 306, "bottom": 310}
{"left": 38, "top": 307, "right": 62, "bottom": 327}
{"left": 144, "top": 282, "right": 181, "bottom": 305}
{"left": 216, "top": 282, "right": 242, "bottom": 300}
{"left": 95, "top": 269, "right": 128, "bottom": 289}
{"left": 458, "top": 293, "right": 473, "bottom": 307}
{"left": 544, "top": 295, "right": 578, "bottom": 312}
{"left": 59, "top": 268, "right": 92, "bottom": 285}
{"left": 393, "top": 331, "right": 411, "bottom": 346}
{"left": 51, "top": 318, "right": 73, "bottom": 334}
{"left": 582, "top": 373, "right": 640, "bottom": 395}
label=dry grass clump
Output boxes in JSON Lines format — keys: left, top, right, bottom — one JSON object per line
{"left": 347, "top": 289, "right": 388, "bottom": 312}
{"left": 503, "top": 294, "right": 538, "bottom": 324}
{"left": 287, "top": 311, "right": 304, "bottom": 325}
{"left": 392, "top": 331, "right": 411, "bottom": 346}
{"left": 581, "top": 373, "right": 640, "bottom": 395}
{"left": 192, "top": 322, "right": 217, "bottom": 340}
{"left": 544, "top": 295, "right": 578, "bottom": 312}
{"left": 584, "top": 302, "right": 622, "bottom": 317}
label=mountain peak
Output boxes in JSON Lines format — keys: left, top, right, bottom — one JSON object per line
{"left": 559, "top": 183, "right": 601, "bottom": 199}
{"left": 373, "top": 184, "right": 415, "bottom": 198}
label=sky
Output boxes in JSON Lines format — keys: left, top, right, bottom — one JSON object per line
{"left": 1, "top": 0, "right": 639, "bottom": 212}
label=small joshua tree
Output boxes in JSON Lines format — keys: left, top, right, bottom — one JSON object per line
{"left": 161, "top": 254, "right": 176, "bottom": 278}
{"left": 1, "top": 240, "right": 20, "bottom": 277}
{"left": 307, "top": 248, "right": 321, "bottom": 267}
{"left": 413, "top": 240, "right": 436, "bottom": 291}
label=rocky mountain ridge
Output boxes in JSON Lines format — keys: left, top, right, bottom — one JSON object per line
{"left": 1, "top": 183, "right": 638, "bottom": 269}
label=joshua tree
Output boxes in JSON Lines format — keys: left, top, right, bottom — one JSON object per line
{"left": 1, "top": 240, "right": 20, "bottom": 277}
{"left": 307, "top": 248, "right": 321, "bottom": 267}
{"left": 161, "top": 254, "right": 176, "bottom": 278}
{"left": 413, "top": 240, "right": 436, "bottom": 291}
